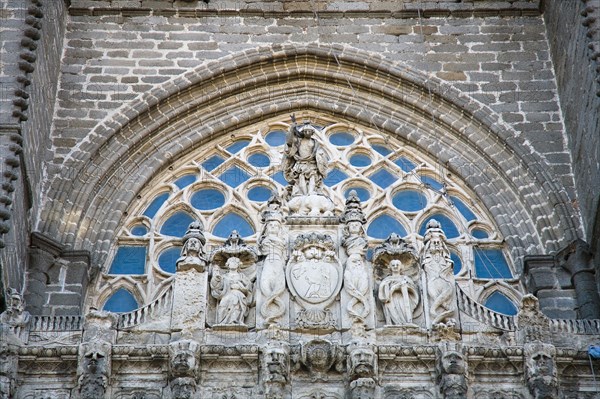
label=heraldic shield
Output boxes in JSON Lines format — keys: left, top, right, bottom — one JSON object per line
{"left": 286, "top": 233, "right": 343, "bottom": 329}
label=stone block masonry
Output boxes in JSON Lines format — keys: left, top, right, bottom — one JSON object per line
{"left": 44, "top": 3, "right": 577, "bottom": 230}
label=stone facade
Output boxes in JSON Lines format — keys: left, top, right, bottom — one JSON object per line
{"left": 0, "top": 0, "right": 599, "bottom": 398}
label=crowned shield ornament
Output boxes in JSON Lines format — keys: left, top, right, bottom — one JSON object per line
{"left": 286, "top": 233, "right": 343, "bottom": 329}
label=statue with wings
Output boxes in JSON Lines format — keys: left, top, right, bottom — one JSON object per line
{"left": 282, "top": 114, "right": 329, "bottom": 197}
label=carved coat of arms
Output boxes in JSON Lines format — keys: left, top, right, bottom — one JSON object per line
{"left": 286, "top": 233, "right": 343, "bottom": 329}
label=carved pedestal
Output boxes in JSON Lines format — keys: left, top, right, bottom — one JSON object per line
{"left": 172, "top": 268, "right": 209, "bottom": 336}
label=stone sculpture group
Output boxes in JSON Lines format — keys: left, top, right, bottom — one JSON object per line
{"left": 0, "top": 118, "right": 563, "bottom": 399}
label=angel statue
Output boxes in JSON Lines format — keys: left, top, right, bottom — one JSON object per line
{"left": 282, "top": 114, "right": 329, "bottom": 197}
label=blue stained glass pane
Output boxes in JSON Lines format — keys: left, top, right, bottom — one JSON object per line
{"left": 369, "top": 169, "right": 398, "bottom": 189}
{"left": 158, "top": 247, "right": 181, "bottom": 274}
{"left": 143, "top": 192, "right": 169, "bottom": 219}
{"left": 367, "top": 214, "right": 407, "bottom": 239}
{"left": 226, "top": 140, "right": 250, "bottom": 154}
{"left": 392, "top": 190, "right": 427, "bottom": 212}
{"left": 219, "top": 166, "right": 251, "bottom": 188}
{"left": 450, "top": 196, "right": 477, "bottom": 222}
{"left": 472, "top": 229, "right": 489, "bottom": 239}
{"left": 271, "top": 171, "right": 288, "bottom": 186}
{"left": 248, "top": 153, "right": 270, "bottom": 168}
{"left": 190, "top": 189, "right": 225, "bottom": 210}
{"left": 265, "top": 130, "right": 287, "bottom": 146}
{"left": 213, "top": 214, "right": 255, "bottom": 238}
{"left": 130, "top": 225, "right": 148, "bottom": 236}
{"left": 419, "top": 214, "right": 460, "bottom": 239}
{"left": 394, "top": 157, "right": 416, "bottom": 172}
{"left": 108, "top": 246, "right": 146, "bottom": 275}
{"left": 174, "top": 174, "right": 197, "bottom": 189}
{"left": 366, "top": 248, "right": 374, "bottom": 261}
{"left": 371, "top": 144, "right": 392, "bottom": 156}
{"left": 420, "top": 175, "right": 444, "bottom": 191}
{"left": 103, "top": 288, "right": 139, "bottom": 313}
{"left": 350, "top": 154, "right": 372, "bottom": 167}
{"left": 160, "top": 212, "right": 195, "bottom": 237}
{"left": 248, "top": 186, "right": 272, "bottom": 202}
{"left": 450, "top": 252, "right": 462, "bottom": 275}
{"left": 324, "top": 168, "right": 349, "bottom": 187}
{"left": 329, "top": 132, "right": 355, "bottom": 146}
{"left": 474, "top": 249, "right": 513, "bottom": 279}
{"left": 484, "top": 292, "right": 517, "bottom": 315}
{"left": 202, "top": 155, "right": 225, "bottom": 171}
{"left": 344, "top": 187, "right": 370, "bottom": 202}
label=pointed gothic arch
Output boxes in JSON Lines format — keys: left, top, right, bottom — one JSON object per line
{"left": 37, "top": 44, "right": 578, "bottom": 267}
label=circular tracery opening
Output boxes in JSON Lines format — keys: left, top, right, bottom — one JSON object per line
{"left": 96, "top": 114, "right": 521, "bottom": 316}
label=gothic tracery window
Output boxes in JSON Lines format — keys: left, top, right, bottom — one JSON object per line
{"left": 93, "top": 115, "right": 523, "bottom": 317}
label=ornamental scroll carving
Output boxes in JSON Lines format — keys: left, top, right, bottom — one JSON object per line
{"left": 258, "top": 195, "right": 287, "bottom": 328}
{"left": 421, "top": 219, "right": 457, "bottom": 328}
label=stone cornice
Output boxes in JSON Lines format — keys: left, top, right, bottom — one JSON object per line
{"left": 68, "top": 6, "right": 541, "bottom": 19}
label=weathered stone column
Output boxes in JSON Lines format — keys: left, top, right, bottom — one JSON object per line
{"left": 172, "top": 221, "right": 208, "bottom": 337}
{"left": 560, "top": 240, "right": 600, "bottom": 319}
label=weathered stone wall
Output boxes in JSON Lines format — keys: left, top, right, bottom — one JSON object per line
{"left": 37, "top": 0, "right": 580, "bottom": 258}
{"left": 543, "top": 0, "right": 600, "bottom": 295}
{"left": 0, "top": 0, "right": 67, "bottom": 308}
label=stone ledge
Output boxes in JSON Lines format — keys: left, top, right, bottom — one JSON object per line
{"left": 68, "top": 7, "right": 542, "bottom": 18}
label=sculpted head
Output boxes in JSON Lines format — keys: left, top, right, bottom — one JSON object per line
{"left": 441, "top": 351, "right": 466, "bottom": 375}
{"left": 529, "top": 352, "right": 555, "bottom": 377}
{"left": 347, "top": 253, "right": 364, "bottom": 269}
{"left": 349, "top": 344, "right": 376, "bottom": 379}
{"left": 172, "top": 350, "right": 196, "bottom": 375}
{"left": 226, "top": 257, "right": 242, "bottom": 271}
{"left": 389, "top": 259, "right": 402, "bottom": 273}
{"left": 83, "top": 350, "right": 106, "bottom": 375}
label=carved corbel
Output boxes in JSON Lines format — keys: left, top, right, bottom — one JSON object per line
{"left": 347, "top": 341, "right": 377, "bottom": 399}
{"left": 77, "top": 341, "right": 112, "bottom": 399}
{"left": 436, "top": 343, "right": 468, "bottom": 399}
{"left": 0, "top": 342, "right": 18, "bottom": 399}
{"left": 262, "top": 340, "right": 290, "bottom": 399}
{"left": 169, "top": 340, "right": 200, "bottom": 399}
{"left": 524, "top": 343, "right": 558, "bottom": 399}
